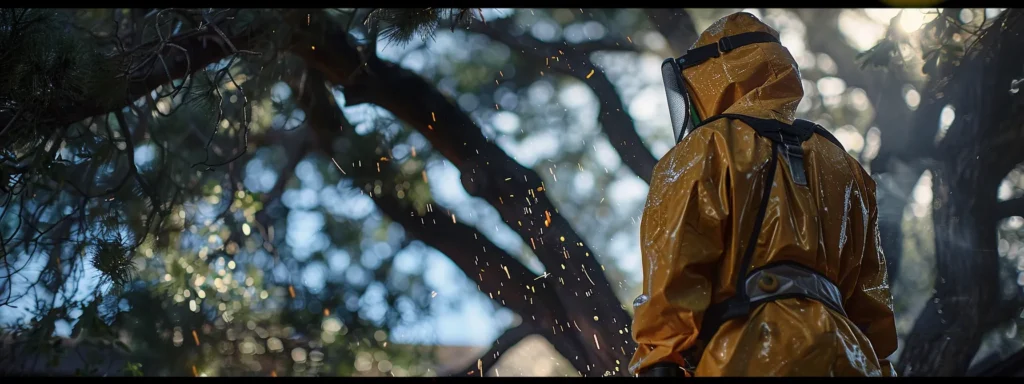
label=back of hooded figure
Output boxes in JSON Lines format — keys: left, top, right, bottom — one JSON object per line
{"left": 629, "top": 12, "right": 898, "bottom": 377}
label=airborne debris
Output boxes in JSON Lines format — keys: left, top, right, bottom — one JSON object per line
{"left": 331, "top": 157, "right": 346, "bottom": 175}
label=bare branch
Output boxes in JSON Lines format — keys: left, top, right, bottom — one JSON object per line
{"left": 452, "top": 323, "right": 536, "bottom": 377}
{"left": 468, "top": 16, "right": 657, "bottom": 182}
{"left": 467, "top": 17, "right": 635, "bottom": 57}
{"left": 995, "top": 197, "right": 1024, "bottom": 220}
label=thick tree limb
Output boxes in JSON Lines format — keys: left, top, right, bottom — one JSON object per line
{"left": 467, "top": 17, "right": 657, "bottom": 182}
{"left": 291, "top": 69, "right": 594, "bottom": 374}
{"left": 996, "top": 198, "right": 1024, "bottom": 220}
{"left": 293, "top": 19, "right": 633, "bottom": 376}
{"left": 963, "top": 291, "right": 1024, "bottom": 376}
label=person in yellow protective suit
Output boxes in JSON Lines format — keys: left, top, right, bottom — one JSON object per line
{"left": 629, "top": 12, "right": 898, "bottom": 377}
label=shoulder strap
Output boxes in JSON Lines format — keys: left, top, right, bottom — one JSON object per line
{"left": 694, "top": 114, "right": 844, "bottom": 149}
{"left": 691, "top": 114, "right": 783, "bottom": 344}
{"left": 688, "top": 114, "right": 846, "bottom": 349}
{"left": 691, "top": 115, "right": 845, "bottom": 186}
{"left": 793, "top": 119, "right": 845, "bottom": 151}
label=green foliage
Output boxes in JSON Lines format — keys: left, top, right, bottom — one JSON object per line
{"left": 90, "top": 235, "right": 136, "bottom": 289}
{"left": 1, "top": 9, "right": 447, "bottom": 375}
{"left": 368, "top": 8, "right": 479, "bottom": 46}
{"left": 0, "top": 9, "right": 120, "bottom": 149}
{"left": 123, "top": 361, "right": 145, "bottom": 376}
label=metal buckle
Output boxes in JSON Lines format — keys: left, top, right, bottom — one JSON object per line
{"left": 718, "top": 37, "right": 734, "bottom": 52}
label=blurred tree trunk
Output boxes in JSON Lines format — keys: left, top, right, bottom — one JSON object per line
{"left": 797, "top": 8, "right": 928, "bottom": 280}
{"left": 897, "top": 9, "right": 1024, "bottom": 376}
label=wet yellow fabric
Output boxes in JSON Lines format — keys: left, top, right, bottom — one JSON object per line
{"left": 630, "top": 12, "right": 897, "bottom": 377}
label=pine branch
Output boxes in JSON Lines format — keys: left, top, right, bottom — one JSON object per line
{"left": 368, "top": 8, "right": 479, "bottom": 46}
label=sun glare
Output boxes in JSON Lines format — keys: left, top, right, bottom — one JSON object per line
{"left": 899, "top": 9, "right": 938, "bottom": 33}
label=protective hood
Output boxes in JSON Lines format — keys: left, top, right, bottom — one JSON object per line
{"left": 663, "top": 12, "right": 804, "bottom": 143}
{"left": 632, "top": 12, "right": 897, "bottom": 377}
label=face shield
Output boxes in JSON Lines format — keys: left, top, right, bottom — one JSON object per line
{"left": 661, "top": 57, "right": 696, "bottom": 144}
{"left": 661, "top": 31, "right": 782, "bottom": 144}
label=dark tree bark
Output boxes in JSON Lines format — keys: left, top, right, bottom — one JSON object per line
{"left": 897, "top": 9, "right": 1024, "bottom": 376}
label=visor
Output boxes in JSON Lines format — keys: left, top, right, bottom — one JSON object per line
{"left": 661, "top": 31, "right": 781, "bottom": 144}
{"left": 661, "top": 57, "right": 694, "bottom": 144}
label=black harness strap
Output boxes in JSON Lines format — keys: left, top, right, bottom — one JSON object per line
{"left": 657, "top": 28, "right": 852, "bottom": 372}
{"left": 678, "top": 31, "right": 781, "bottom": 70}
{"left": 676, "top": 114, "right": 846, "bottom": 367}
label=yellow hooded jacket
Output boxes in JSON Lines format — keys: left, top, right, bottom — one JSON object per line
{"left": 629, "top": 12, "right": 898, "bottom": 377}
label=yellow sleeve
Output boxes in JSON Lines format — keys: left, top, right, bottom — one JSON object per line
{"left": 629, "top": 127, "right": 732, "bottom": 375}
{"left": 844, "top": 173, "right": 899, "bottom": 377}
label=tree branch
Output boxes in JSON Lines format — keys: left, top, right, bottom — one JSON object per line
{"left": 468, "top": 17, "right": 657, "bottom": 182}
{"left": 468, "top": 17, "right": 635, "bottom": 58}
{"left": 996, "top": 198, "right": 1024, "bottom": 220}
{"left": 0, "top": 9, "right": 280, "bottom": 147}
{"left": 263, "top": 132, "right": 311, "bottom": 207}
{"left": 11, "top": 10, "right": 634, "bottom": 376}
{"left": 643, "top": 9, "right": 699, "bottom": 57}
{"left": 292, "top": 17, "right": 633, "bottom": 375}
{"left": 291, "top": 68, "right": 594, "bottom": 374}
{"left": 452, "top": 323, "right": 537, "bottom": 377}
